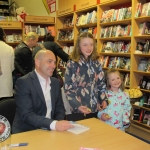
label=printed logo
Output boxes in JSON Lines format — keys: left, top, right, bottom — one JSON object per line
{"left": 0, "top": 115, "right": 11, "bottom": 142}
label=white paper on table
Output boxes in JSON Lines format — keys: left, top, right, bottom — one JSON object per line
{"left": 67, "top": 123, "right": 90, "bottom": 134}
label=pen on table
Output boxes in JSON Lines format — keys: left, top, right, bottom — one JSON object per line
{"left": 10, "top": 143, "right": 29, "bottom": 147}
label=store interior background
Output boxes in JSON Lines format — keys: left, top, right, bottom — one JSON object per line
{"left": 10, "top": 0, "right": 58, "bottom": 17}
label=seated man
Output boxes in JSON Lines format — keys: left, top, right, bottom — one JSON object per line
{"left": 12, "top": 50, "right": 73, "bottom": 134}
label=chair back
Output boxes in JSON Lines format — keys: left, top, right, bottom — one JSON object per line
{"left": 0, "top": 98, "right": 16, "bottom": 128}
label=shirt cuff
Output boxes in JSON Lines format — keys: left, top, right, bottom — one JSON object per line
{"left": 50, "top": 120, "right": 57, "bottom": 130}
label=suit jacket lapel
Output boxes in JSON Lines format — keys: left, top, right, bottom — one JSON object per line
{"left": 30, "top": 71, "right": 45, "bottom": 102}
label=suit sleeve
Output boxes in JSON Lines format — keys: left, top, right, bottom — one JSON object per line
{"left": 15, "top": 78, "right": 53, "bottom": 130}
{"left": 52, "top": 78, "right": 66, "bottom": 120}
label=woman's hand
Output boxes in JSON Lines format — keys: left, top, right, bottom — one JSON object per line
{"left": 78, "top": 106, "right": 91, "bottom": 114}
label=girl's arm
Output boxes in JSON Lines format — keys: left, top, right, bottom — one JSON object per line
{"left": 123, "top": 92, "right": 132, "bottom": 124}
{"left": 97, "top": 108, "right": 110, "bottom": 121}
{"left": 64, "top": 60, "right": 81, "bottom": 112}
{"left": 97, "top": 64, "right": 109, "bottom": 107}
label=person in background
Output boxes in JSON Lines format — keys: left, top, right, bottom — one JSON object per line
{"left": 0, "top": 26, "right": 14, "bottom": 100}
{"left": 12, "top": 50, "right": 73, "bottom": 134}
{"left": 97, "top": 69, "right": 131, "bottom": 131}
{"left": 32, "top": 33, "right": 69, "bottom": 78}
{"left": 64, "top": 32, "right": 108, "bottom": 121}
{"left": 13, "top": 32, "right": 39, "bottom": 87}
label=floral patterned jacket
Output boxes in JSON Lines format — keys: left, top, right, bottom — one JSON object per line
{"left": 97, "top": 89, "right": 132, "bottom": 131}
{"left": 64, "top": 56, "right": 108, "bottom": 113}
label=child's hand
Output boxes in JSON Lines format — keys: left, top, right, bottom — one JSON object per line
{"left": 101, "top": 100, "right": 107, "bottom": 109}
{"left": 78, "top": 106, "right": 91, "bottom": 114}
{"left": 101, "top": 113, "right": 110, "bottom": 121}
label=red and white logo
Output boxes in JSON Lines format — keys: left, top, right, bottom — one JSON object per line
{"left": 0, "top": 115, "right": 11, "bottom": 142}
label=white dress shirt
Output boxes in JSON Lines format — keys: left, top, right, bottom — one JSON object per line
{"left": 35, "top": 70, "right": 57, "bottom": 130}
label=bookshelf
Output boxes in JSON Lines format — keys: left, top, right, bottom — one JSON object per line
{"left": 56, "top": 2, "right": 75, "bottom": 64}
{"left": 57, "top": 0, "right": 150, "bottom": 141}
{"left": 24, "top": 15, "right": 55, "bottom": 42}
{"left": 0, "top": 21, "right": 23, "bottom": 47}
{"left": 0, "top": 0, "right": 9, "bottom": 16}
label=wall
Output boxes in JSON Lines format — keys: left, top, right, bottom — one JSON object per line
{"left": 11, "top": 0, "right": 58, "bottom": 17}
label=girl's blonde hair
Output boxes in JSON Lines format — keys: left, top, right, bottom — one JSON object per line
{"left": 24, "top": 32, "right": 39, "bottom": 42}
{"left": 106, "top": 68, "right": 125, "bottom": 91}
{"left": 70, "top": 32, "right": 99, "bottom": 62}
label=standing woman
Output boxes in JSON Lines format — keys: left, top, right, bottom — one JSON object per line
{"left": 0, "top": 27, "right": 14, "bottom": 99}
{"left": 64, "top": 32, "right": 108, "bottom": 121}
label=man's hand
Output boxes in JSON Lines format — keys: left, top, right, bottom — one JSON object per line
{"left": 55, "top": 120, "right": 74, "bottom": 132}
{"left": 78, "top": 106, "right": 91, "bottom": 114}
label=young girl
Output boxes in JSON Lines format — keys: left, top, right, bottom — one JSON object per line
{"left": 64, "top": 32, "right": 108, "bottom": 121}
{"left": 98, "top": 69, "right": 131, "bottom": 131}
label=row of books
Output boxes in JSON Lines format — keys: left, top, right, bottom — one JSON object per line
{"left": 99, "top": 56, "right": 130, "bottom": 70}
{"left": 100, "top": 24, "right": 131, "bottom": 38}
{"left": 6, "top": 34, "right": 22, "bottom": 43}
{"left": 63, "top": 46, "right": 74, "bottom": 55}
{"left": 100, "top": 7, "right": 132, "bottom": 23}
{"left": 139, "top": 76, "right": 150, "bottom": 90}
{"left": 0, "top": 9, "right": 9, "bottom": 13}
{"left": 135, "top": 2, "right": 150, "bottom": 18}
{"left": 63, "top": 16, "right": 74, "bottom": 28}
{"left": 101, "top": 41, "right": 131, "bottom": 53}
{"left": 139, "top": 22, "right": 150, "bottom": 35}
{"left": 78, "top": 27, "right": 97, "bottom": 38}
{"left": 138, "top": 59, "right": 150, "bottom": 72}
{"left": 121, "top": 73, "right": 130, "bottom": 86}
{"left": 24, "top": 25, "right": 55, "bottom": 36}
{"left": 57, "top": 30, "right": 74, "bottom": 41}
{"left": 0, "top": 16, "right": 18, "bottom": 21}
{"left": 76, "top": 10, "right": 97, "bottom": 26}
{"left": 133, "top": 109, "right": 150, "bottom": 126}
{"left": 0, "top": 1, "right": 9, "bottom": 5}
{"left": 135, "top": 40, "right": 150, "bottom": 54}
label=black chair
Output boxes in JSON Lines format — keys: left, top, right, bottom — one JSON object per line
{"left": 0, "top": 98, "right": 16, "bottom": 129}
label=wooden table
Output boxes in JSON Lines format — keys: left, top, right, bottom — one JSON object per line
{"left": 11, "top": 118, "right": 150, "bottom": 150}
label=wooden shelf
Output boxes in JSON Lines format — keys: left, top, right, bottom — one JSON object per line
{"left": 134, "top": 53, "right": 150, "bottom": 57}
{"left": 99, "top": 36, "right": 131, "bottom": 41}
{"left": 134, "top": 35, "right": 150, "bottom": 39}
{"left": 99, "top": 0, "right": 131, "bottom": 7}
{"left": 131, "top": 120, "right": 150, "bottom": 129}
{"left": 58, "top": 27, "right": 74, "bottom": 31}
{"left": 140, "top": 89, "right": 150, "bottom": 93}
{"left": 25, "top": 21, "right": 55, "bottom": 25}
{"left": 99, "top": 52, "right": 131, "bottom": 57}
{"left": 57, "top": 40, "right": 74, "bottom": 43}
{"left": 76, "top": 23, "right": 97, "bottom": 28}
{"left": 6, "top": 42, "right": 20, "bottom": 45}
{"left": 133, "top": 70, "right": 150, "bottom": 75}
{"left": 132, "top": 104, "right": 150, "bottom": 111}
{"left": 103, "top": 67, "right": 130, "bottom": 72}
{"left": 100, "top": 19, "right": 131, "bottom": 27}
{"left": 134, "top": 16, "right": 150, "bottom": 23}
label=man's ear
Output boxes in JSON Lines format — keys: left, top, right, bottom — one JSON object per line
{"left": 35, "top": 59, "right": 40, "bottom": 67}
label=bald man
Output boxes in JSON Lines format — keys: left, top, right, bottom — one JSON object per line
{"left": 12, "top": 50, "right": 73, "bottom": 134}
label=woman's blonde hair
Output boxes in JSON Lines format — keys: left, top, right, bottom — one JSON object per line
{"left": 24, "top": 32, "right": 39, "bottom": 41}
{"left": 106, "top": 68, "right": 125, "bottom": 91}
{"left": 70, "top": 32, "right": 99, "bottom": 62}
